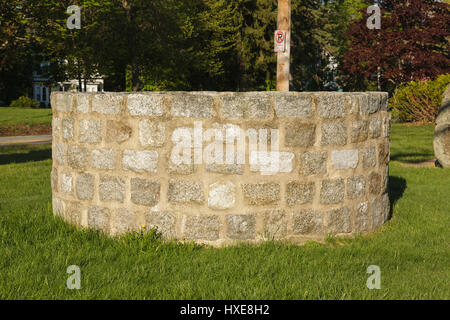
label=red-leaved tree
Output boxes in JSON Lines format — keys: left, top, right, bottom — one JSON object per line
{"left": 342, "top": 0, "right": 450, "bottom": 93}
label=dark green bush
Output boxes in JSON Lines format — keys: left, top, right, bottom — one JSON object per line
{"left": 9, "top": 96, "right": 40, "bottom": 109}
{"left": 390, "top": 74, "right": 450, "bottom": 123}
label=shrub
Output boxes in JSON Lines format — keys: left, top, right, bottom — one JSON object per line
{"left": 9, "top": 96, "right": 40, "bottom": 109}
{"left": 390, "top": 74, "right": 450, "bottom": 123}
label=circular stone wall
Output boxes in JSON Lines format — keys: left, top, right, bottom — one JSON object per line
{"left": 51, "top": 91, "right": 390, "bottom": 246}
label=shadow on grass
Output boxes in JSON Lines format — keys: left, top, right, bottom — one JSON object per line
{"left": 387, "top": 175, "right": 407, "bottom": 220}
{"left": 0, "top": 148, "right": 51, "bottom": 165}
{"left": 390, "top": 154, "right": 435, "bottom": 164}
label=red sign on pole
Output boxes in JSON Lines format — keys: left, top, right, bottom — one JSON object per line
{"left": 274, "top": 30, "right": 286, "bottom": 53}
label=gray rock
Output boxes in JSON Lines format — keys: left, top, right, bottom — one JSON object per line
{"left": 60, "top": 173, "right": 73, "bottom": 194}
{"left": 168, "top": 180, "right": 204, "bottom": 204}
{"left": 320, "top": 179, "right": 345, "bottom": 204}
{"left": 130, "top": 178, "right": 160, "bottom": 206}
{"left": 355, "top": 201, "right": 370, "bottom": 231}
{"left": 273, "top": 93, "right": 312, "bottom": 118}
{"left": 347, "top": 176, "right": 366, "bottom": 199}
{"left": 139, "top": 120, "right": 165, "bottom": 147}
{"left": 350, "top": 120, "right": 368, "bottom": 143}
{"left": 62, "top": 118, "right": 74, "bottom": 140}
{"left": 88, "top": 206, "right": 110, "bottom": 231}
{"left": 113, "top": 208, "right": 138, "bottom": 235}
{"left": 67, "top": 145, "right": 89, "bottom": 169}
{"left": 299, "top": 151, "right": 327, "bottom": 175}
{"left": 331, "top": 149, "right": 359, "bottom": 170}
{"left": 286, "top": 181, "right": 315, "bottom": 205}
{"left": 242, "top": 183, "right": 280, "bottom": 205}
{"left": 122, "top": 149, "right": 158, "bottom": 173}
{"left": 208, "top": 181, "right": 236, "bottom": 210}
{"left": 79, "top": 119, "right": 102, "bottom": 143}
{"left": 105, "top": 121, "right": 132, "bottom": 144}
{"left": 145, "top": 211, "right": 176, "bottom": 238}
{"left": 263, "top": 209, "right": 288, "bottom": 239}
{"left": 91, "top": 149, "right": 117, "bottom": 170}
{"left": 92, "top": 93, "right": 123, "bottom": 115}
{"left": 182, "top": 215, "right": 220, "bottom": 240}
{"left": 372, "top": 198, "right": 383, "bottom": 228}
{"left": 75, "top": 94, "right": 90, "bottom": 113}
{"left": 368, "top": 116, "right": 382, "bottom": 138}
{"left": 127, "top": 93, "right": 163, "bottom": 116}
{"left": 361, "top": 146, "right": 377, "bottom": 169}
{"left": 172, "top": 93, "right": 214, "bottom": 118}
{"left": 99, "top": 175, "right": 125, "bottom": 203}
{"left": 53, "top": 143, "right": 67, "bottom": 165}
{"left": 221, "top": 93, "right": 270, "bottom": 119}
{"left": 321, "top": 121, "right": 347, "bottom": 146}
{"left": 316, "top": 93, "right": 346, "bottom": 119}
{"left": 76, "top": 173, "right": 94, "bottom": 200}
{"left": 325, "top": 207, "right": 351, "bottom": 234}
{"left": 434, "top": 84, "right": 450, "bottom": 167}
{"left": 368, "top": 172, "right": 381, "bottom": 195}
{"left": 226, "top": 214, "right": 256, "bottom": 240}
{"left": 284, "top": 122, "right": 316, "bottom": 147}
{"left": 292, "top": 210, "right": 323, "bottom": 235}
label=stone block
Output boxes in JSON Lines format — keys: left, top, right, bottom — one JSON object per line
{"left": 105, "top": 120, "right": 132, "bottom": 144}
{"left": 263, "top": 209, "right": 288, "bottom": 239}
{"left": 53, "top": 143, "right": 67, "bottom": 165}
{"left": 182, "top": 215, "right": 220, "bottom": 240}
{"left": 168, "top": 180, "right": 204, "bottom": 204}
{"left": 325, "top": 207, "right": 351, "bottom": 234}
{"left": 92, "top": 93, "right": 123, "bottom": 115}
{"left": 346, "top": 176, "right": 366, "bottom": 199}
{"left": 361, "top": 146, "right": 376, "bottom": 169}
{"left": 226, "top": 214, "right": 256, "bottom": 240}
{"left": 242, "top": 183, "right": 280, "bottom": 205}
{"left": 372, "top": 198, "right": 383, "bottom": 228}
{"left": 292, "top": 210, "right": 323, "bottom": 235}
{"left": 316, "top": 93, "right": 346, "bottom": 119}
{"left": 350, "top": 120, "right": 368, "bottom": 143}
{"left": 122, "top": 150, "right": 158, "bottom": 173}
{"left": 75, "top": 94, "right": 90, "bottom": 113}
{"left": 208, "top": 181, "right": 236, "bottom": 210}
{"left": 88, "top": 206, "right": 110, "bottom": 231}
{"left": 206, "top": 163, "right": 243, "bottom": 175}
{"left": 221, "top": 94, "right": 270, "bottom": 119}
{"left": 66, "top": 202, "right": 82, "bottom": 226}
{"left": 320, "top": 179, "right": 345, "bottom": 204}
{"left": 99, "top": 175, "right": 125, "bottom": 203}
{"left": 53, "top": 92, "right": 73, "bottom": 112}
{"left": 360, "top": 93, "right": 381, "bottom": 115}
{"left": 355, "top": 201, "right": 370, "bottom": 231}
{"left": 67, "top": 145, "right": 89, "bottom": 169}
{"left": 79, "top": 119, "right": 102, "bottom": 143}
{"left": 127, "top": 93, "right": 163, "bottom": 116}
{"left": 62, "top": 118, "right": 74, "bottom": 140}
{"left": 92, "top": 149, "right": 117, "bottom": 170}
{"left": 171, "top": 93, "right": 214, "bottom": 118}
{"left": 331, "top": 149, "right": 359, "bottom": 170}
{"left": 60, "top": 173, "right": 73, "bottom": 194}
{"left": 139, "top": 120, "right": 165, "bottom": 147}
{"left": 299, "top": 151, "right": 327, "bottom": 175}
{"left": 284, "top": 122, "right": 316, "bottom": 147}
{"left": 51, "top": 167, "right": 58, "bottom": 192}
{"left": 368, "top": 172, "right": 381, "bottom": 195}
{"left": 52, "top": 118, "right": 61, "bottom": 138}
{"left": 273, "top": 93, "right": 312, "bottom": 118}
{"left": 286, "top": 181, "right": 315, "bottom": 205}
{"left": 378, "top": 141, "right": 390, "bottom": 166}
{"left": 145, "top": 211, "right": 176, "bottom": 238}
{"left": 321, "top": 121, "right": 347, "bottom": 146}
{"left": 76, "top": 173, "right": 94, "bottom": 200}
{"left": 113, "top": 208, "right": 138, "bottom": 235}
{"left": 130, "top": 178, "right": 160, "bottom": 206}
{"left": 369, "top": 116, "right": 382, "bottom": 138}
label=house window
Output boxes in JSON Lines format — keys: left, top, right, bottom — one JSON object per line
{"left": 42, "top": 87, "right": 47, "bottom": 102}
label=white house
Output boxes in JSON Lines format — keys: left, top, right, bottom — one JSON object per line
{"left": 32, "top": 61, "right": 104, "bottom": 107}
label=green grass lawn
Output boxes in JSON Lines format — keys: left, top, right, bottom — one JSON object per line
{"left": 0, "top": 107, "right": 53, "bottom": 127}
{"left": 0, "top": 124, "right": 448, "bottom": 299}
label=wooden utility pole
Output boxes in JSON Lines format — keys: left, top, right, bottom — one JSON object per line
{"left": 276, "top": 0, "right": 291, "bottom": 91}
